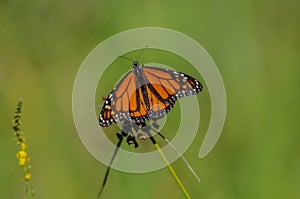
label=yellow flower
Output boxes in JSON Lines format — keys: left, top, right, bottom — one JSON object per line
{"left": 25, "top": 173, "right": 31, "bottom": 181}
{"left": 12, "top": 99, "right": 35, "bottom": 198}
{"left": 16, "top": 150, "right": 28, "bottom": 166}
{"left": 16, "top": 150, "right": 27, "bottom": 158}
{"left": 19, "top": 158, "right": 26, "bottom": 166}
{"left": 21, "top": 143, "right": 27, "bottom": 150}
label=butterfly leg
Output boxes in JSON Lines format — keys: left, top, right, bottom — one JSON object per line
{"left": 121, "top": 121, "right": 139, "bottom": 148}
{"left": 151, "top": 120, "right": 160, "bottom": 131}
{"left": 126, "top": 134, "right": 138, "bottom": 148}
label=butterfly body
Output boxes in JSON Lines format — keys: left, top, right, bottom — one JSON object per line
{"left": 99, "top": 61, "right": 203, "bottom": 127}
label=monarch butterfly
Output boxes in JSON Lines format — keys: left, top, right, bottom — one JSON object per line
{"left": 99, "top": 61, "right": 203, "bottom": 127}
{"left": 98, "top": 60, "right": 203, "bottom": 198}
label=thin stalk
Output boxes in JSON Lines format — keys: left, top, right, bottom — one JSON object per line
{"left": 98, "top": 133, "right": 123, "bottom": 197}
{"left": 148, "top": 135, "right": 191, "bottom": 199}
{"left": 153, "top": 128, "right": 201, "bottom": 182}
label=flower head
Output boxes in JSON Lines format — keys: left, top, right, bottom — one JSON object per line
{"left": 12, "top": 99, "right": 34, "bottom": 198}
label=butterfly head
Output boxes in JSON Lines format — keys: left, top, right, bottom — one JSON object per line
{"left": 133, "top": 61, "right": 141, "bottom": 68}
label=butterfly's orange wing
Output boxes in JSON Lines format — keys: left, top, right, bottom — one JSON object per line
{"left": 99, "top": 72, "right": 136, "bottom": 126}
{"left": 142, "top": 66, "right": 202, "bottom": 119}
{"left": 99, "top": 66, "right": 203, "bottom": 127}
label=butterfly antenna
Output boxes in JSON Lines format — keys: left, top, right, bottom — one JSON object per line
{"left": 136, "top": 45, "right": 149, "bottom": 60}
{"left": 141, "top": 123, "right": 191, "bottom": 199}
{"left": 118, "top": 55, "right": 135, "bottom": 62}
{"left": 118, "top": 46, "right": 148, "bottom": 63}
{"left": 152, "top": 128, "right": 201, "bottom": 182}
{"left": 98, "top": 133, "right": 124, "bottom": 197}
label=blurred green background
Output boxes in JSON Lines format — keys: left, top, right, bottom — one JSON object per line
{"left": 1, "top": 0, "right": 299, "bottom": 198}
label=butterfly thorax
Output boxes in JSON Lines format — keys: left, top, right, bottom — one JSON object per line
{"left": 132, "top": 61, "right": 147, "bottom": 87}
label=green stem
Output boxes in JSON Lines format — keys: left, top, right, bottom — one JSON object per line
{"left": 145, "top": 127, "right": 191, "bottom": 198}
{"left": 23, "top": 167, "right": 33, "bottom": 199}
{"left": 153, "top": 143, "right": 191, "bottom": 199}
